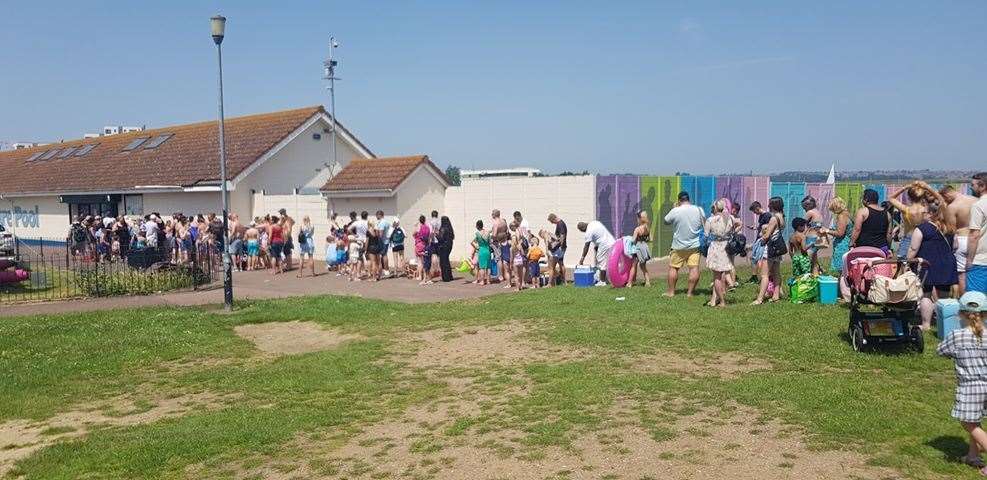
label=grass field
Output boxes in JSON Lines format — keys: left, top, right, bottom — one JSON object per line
{"left": 0, "top": 271, "right": 975, "bottom": 479}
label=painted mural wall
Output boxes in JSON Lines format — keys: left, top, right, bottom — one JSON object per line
{"left": 595, "top": 176, "right": 971, "bottom": 257}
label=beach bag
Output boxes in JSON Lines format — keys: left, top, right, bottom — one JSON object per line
{"left": 789, "top": 274, "right": 819, "bottom": 304}
{"left": 868, "top": 270, "right": 922, "bottom": 304}
{"left": 457, "top": 259, "right": 473, "bottom": 273}
{"left": 767, "top": 232, "right": 787, "bottom": 258}
{"left": 726, "top": 232, "right": 747, "bottom": 257}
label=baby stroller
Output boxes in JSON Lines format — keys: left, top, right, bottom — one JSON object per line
{"left": 843, "top": 246, "right": 925, "bottom": 353}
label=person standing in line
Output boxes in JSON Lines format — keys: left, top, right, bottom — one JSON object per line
{"left": 753, "top": 197, "right": 786, "bottom": 305}
{"left": 375, "top": 210, "right": 392, "bottom": 277}
{"left": 663, "top": 191, "right": 705, "bottom": 297}
{"left": 705, "top": 199, "right": 737, "bottom": 307}
{"left": 800, "top": 196, "right": 825, "bottom": 275}
{"left": 472, "top": 220, "right": 492, "bottom": 286}
{"left": 822, "top": 197, "right": 853, "bottom": 275}
{"left": 268, "top": 215, "right": 285, "bottom": 275}
{"left": 429, "top": 210, "right": 441, "bottom": 280}
{"left": 907, "top": 201, "right": 958, "bottom": 330}
{"left": 548, "top": 213, "right": 568, "bottom": 286}
{"left": 966, "top": 173, "right": 987, "bottom": 294}
{"left": 492, "top": 210, "right": 510, "bottom": 285}
{"left": 943, "top": 185, "right": 979, "bottom": 294}
{"left": 278, "top": 209, "right": 295, "bottom": 272}
{"left": 577, "top": 220, "right": 615, "bottom": 286}
{"left": 227, "top": 213, "right": 243, "bottom": 271}
{"left": 390, "top": 219, "right": 406, "bottom": 276}
{"left": 437, "top": 216, "right": 455, "bottom": 282}
{"left": 414, "top": 215, "right": 432, "bottom": 285}
{"left": 350, "top": 211, "right": 370, "bottom": 278}
{"left": 851, "top": 189, "right": 891, "bottom": 252}
{"left": 627, "top": 210, "right": 652, "bottom": 287}
{"left": 296, "top": 216, "right": 316, "bottom": 278}
{"left": 514, "top": 211, "right": 531, "bottom": 240}
{"left": 245, "top": 221, "right": 260, "bottom": 271}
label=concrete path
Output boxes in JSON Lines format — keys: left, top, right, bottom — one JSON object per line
{"left": 0, "top": 264, "right": 513, "bottom": 317}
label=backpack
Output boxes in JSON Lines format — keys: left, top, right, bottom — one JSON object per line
{"left": 390, "top": 227, "right": 405, "bottom": 245}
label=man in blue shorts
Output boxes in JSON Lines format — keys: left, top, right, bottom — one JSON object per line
{"left": 966, "top": 172, "right": 987, "bottom": 294}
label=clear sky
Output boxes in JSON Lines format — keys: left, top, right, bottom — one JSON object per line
{"left": 2, "top": 1, "right": 984, "bottom": 174}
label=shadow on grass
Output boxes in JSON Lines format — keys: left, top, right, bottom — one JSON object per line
{"left": 926, "top": 435, "right": 969, "bottom": 464}
{"left": 834, "top": 331, "right": 923, "bottom": 356}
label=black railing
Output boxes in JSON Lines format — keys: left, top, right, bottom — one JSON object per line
{"left": 0, "top": 237, "right": 218, "bottom": 304}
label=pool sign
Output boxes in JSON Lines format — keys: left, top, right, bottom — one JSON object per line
{"left": 0, "top": 205, "right": 40, "bottom": 228}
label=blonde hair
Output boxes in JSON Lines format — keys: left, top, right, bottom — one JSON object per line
{"left": 964, "top": 311, "right": 984, "bottom": 343}
{"left": 711, "top": 199, "right": 726, "bottom": 214}
{"left": 828, "top": 197, "right": 847, "bottom": 215}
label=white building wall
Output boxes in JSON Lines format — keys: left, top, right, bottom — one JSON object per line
{"left": 443, "top": 175, "right": 597, "bottom": 266}
{"left": 1, "top": 195, "right": 68, "bottom": 240}
{"left": 236, "top": 118, "right": 364, "bottom": 197}
{"left": 393, "top": 166, "right": 447, "bottom": 235}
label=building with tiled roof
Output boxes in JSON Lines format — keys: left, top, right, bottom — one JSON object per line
{"left": 0, "top": 105, "right": 376, "bottom": 246}
{"left": 321, "top": 155, "right": 449, "bottom": 234}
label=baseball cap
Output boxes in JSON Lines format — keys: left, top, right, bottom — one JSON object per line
{"left": 960, "top": 291, "right": 987, "bottom": 312}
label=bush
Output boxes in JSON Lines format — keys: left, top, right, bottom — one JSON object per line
{"left": 74, "top": 263, "right": 209, "bottom": 297}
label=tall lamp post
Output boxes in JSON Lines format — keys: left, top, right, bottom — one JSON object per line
{"left": 323, "top": 36, "right": 339, "bottom": 214}
{"left": 211, "top": 15, "right": 233, "bottom": 311}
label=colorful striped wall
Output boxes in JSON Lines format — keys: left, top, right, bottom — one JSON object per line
{"left": 595, "top": 176, "right": 968, "bottom": 256}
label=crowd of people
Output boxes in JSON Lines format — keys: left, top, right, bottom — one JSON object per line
{"left": 565, "top": 173, "right": 987, "bottom": 313}
{"left": 65, "top": 173, "right": 987, "bottom": 306}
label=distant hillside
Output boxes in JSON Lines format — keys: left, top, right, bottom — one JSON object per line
{"left": 767, "top": 169, "right": 977, "bottom": 183}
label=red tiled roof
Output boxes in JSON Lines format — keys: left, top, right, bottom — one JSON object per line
{"left": 322, "top": 155, "right": 449, "bottom": 192}
{"left": 0, "top": 105, "right": 355, "bottom": 195}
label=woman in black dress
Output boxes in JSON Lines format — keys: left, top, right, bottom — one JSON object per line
{"left": 437, "top": 216, "right": 455, "bottom": 282}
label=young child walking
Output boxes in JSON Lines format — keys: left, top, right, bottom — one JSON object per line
{"left": 938, "top": 291, "right": 987, "bottom": 473}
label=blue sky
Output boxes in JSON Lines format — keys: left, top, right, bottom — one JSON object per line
{"left": 2, "top": 1, "right": 985, "bottom": 174}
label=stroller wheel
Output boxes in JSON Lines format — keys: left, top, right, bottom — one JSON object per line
{"left": 910, "top": 326, "right": 924, "bottom": 353}
{"left": 851, "top": 326, "right": 866, "bottom": 353}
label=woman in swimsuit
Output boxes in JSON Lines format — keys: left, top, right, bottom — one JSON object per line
{"left": 627, "top": 210, "right": 652, "bottom": 287}
{"left": 801, "top": 195, "right": 825, "bottom": 275}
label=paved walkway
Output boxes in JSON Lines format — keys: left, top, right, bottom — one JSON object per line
{"left": 0, "top": 264, "right": 510, "bottom": 317}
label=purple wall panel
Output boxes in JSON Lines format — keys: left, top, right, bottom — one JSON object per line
{"left": 595, "top": 175, "right": 617, "bottom": 236}
{"left": 615, "top": 175, "right": 640, "bottom": 238}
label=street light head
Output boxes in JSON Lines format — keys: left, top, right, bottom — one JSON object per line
{"left": 332, "top": 40, "right": 339, "bottom": 48}
{"left": 210, "top": 15, "right": 226, "bottom": 45}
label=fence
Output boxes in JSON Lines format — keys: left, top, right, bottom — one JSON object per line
{"left": 0, "top": 237, "right": 218, "bottom": 303}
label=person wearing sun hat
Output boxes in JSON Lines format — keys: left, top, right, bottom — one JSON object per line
{"left": 938, "top": 290, "right": 987, "bottom": 472}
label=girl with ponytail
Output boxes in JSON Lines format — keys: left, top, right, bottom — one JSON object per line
{"left": 938, "top": 291, "right": 987, "bottom": 472}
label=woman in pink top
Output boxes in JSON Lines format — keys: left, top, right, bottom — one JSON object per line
{"left": 414, "top": 215, "right": 431, "bottom": 284}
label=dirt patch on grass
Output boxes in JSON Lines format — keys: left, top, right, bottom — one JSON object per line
{"left": 629, "top": 351, "right": 772, "bottom": 379}
{"left": 233, "top": 398, "right": 897, "bottom": 480}
{"left": 234, "top": 321, "right": 363, "bottom": 355}
{"left": 403, "top": 323, "right": 584, "bottom": 368}
{"left": 0, "top": 390, "right": 234, "bottom": 477}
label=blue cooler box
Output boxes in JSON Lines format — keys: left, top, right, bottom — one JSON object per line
{"left": 818, "top": 276, "right": 838, "bottom": 305}
{"left": 937, "top": 299, "right": 962, "bottom": 339}
{"left": 574, "top": 267, "right": 594, "bottom": 288}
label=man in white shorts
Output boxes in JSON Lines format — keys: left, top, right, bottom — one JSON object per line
{"left": 577, "top": 220, "right": 615, "bottom": 286}
{"left": 943, "top": 185, "right": 978, "bottom": 293}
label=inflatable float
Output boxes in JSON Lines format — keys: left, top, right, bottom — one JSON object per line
{"left": 606, "top": 238, "right": 635, "bottom": 288}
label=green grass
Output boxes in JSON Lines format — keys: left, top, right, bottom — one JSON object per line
{"left": 0, "top": 269, "right": 976, "bottom": 479}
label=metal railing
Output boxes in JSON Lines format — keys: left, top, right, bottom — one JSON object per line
{"left": 0, "top": 237, "right": 218, "bottom": 304}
